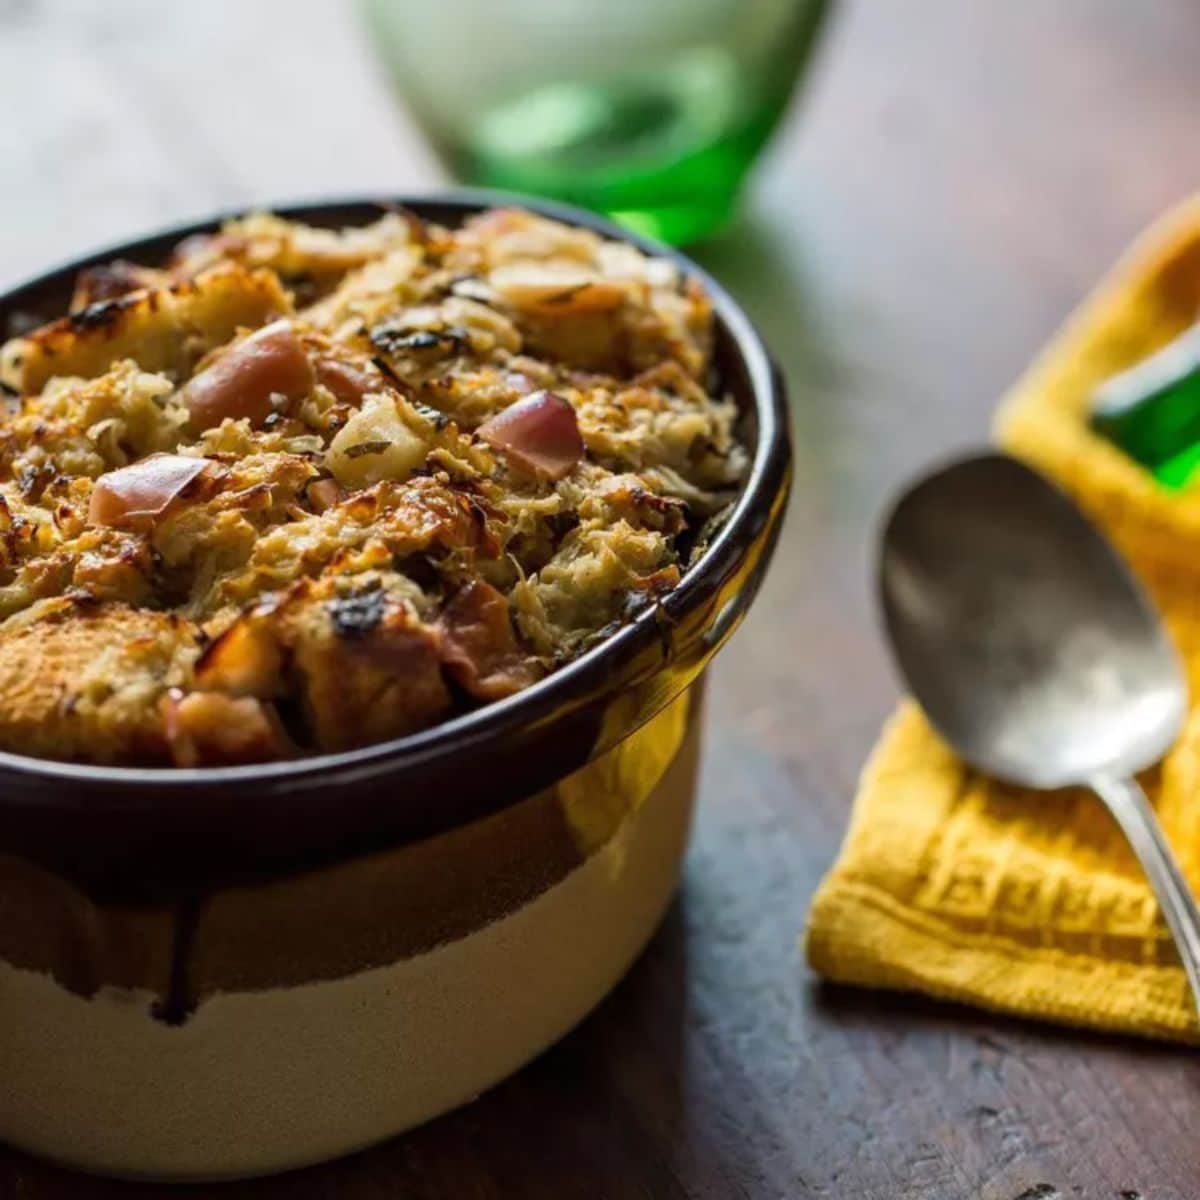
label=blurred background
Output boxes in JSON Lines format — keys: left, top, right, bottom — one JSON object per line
{"left": 2, "top": 0, "right": 831, "bottom": 259}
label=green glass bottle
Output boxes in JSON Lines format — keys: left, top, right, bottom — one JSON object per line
{"left": 1091, "top": 324, "right": 1200, "bottom": 489}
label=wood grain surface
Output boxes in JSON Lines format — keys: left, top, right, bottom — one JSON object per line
{"left": 4, "top": 1, "right": 1200, "bottom": 1195}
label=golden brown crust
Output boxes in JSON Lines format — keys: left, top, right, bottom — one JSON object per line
{"left": 0, "top": 208, "right": 744, "bottom": 765}
{"left": 0, "top": 601, "right": 199, "bottom": 763}
{"left": 1, "top": 264, "right": 290, "bottom": 395}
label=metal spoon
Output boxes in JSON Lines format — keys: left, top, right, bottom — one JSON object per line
{"left": 878, "top": 451, "right": 1200, "bottom": 1016}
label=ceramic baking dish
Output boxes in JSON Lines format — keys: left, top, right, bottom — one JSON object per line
{"left": 0, "top": 191, "right": 790, "bottom": 1180}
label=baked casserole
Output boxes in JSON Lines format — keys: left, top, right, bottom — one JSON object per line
{"left": 0, "top": 208, "right": 746, "bottom": 765}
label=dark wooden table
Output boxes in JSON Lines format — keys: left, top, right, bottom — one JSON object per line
{"left": 5, "top": 1, "right": 1200, "bottom": 1195}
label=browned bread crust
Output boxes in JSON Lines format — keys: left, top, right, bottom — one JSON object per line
{"left": 0, "top": 601, "right": 197, "bottom": 763}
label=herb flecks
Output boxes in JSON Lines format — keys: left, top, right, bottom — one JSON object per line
{"left": 326, "top": 589, "right": 387, "bottom": 639}
{"left": 343, "top": 440, "right": 392, "bottom": 459}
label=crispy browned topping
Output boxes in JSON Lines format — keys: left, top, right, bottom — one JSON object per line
{"left": 0, "top": 208, "right": 745, "bottom": 764}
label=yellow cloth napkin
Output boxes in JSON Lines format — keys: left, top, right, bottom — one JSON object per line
{"left": 806, "top": 196, "right": 1200, "bottom": 1042}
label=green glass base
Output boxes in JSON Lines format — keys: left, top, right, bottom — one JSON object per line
{"left": 453, "top": 52, "right": 786, "bottom": 245}
{"left": 604, "top": 199, "right": 738, "bottom": 248}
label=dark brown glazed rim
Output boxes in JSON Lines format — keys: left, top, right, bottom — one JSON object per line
{"left": 0, "top": 191, "right": 791, "bottom": 898}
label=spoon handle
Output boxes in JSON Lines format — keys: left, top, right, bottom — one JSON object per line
{"left": 1091, "top": 773, "right": 1200, "bottom": 1018}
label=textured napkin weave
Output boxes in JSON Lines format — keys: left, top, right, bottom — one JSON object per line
{"left": 806, "top": 197, "right": 1200, "bottom": 1042}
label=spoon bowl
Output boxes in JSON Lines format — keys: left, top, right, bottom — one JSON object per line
{"left": 880, "top": 453, "right": 1186, "bottom": 789}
